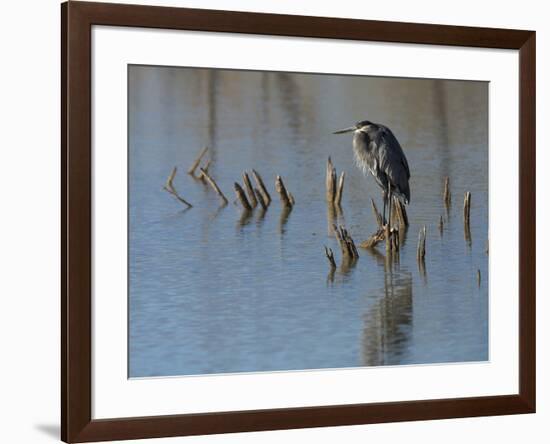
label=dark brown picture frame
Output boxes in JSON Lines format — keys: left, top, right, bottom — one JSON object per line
{"left": 61, "top": 1, "right": 536, "bottom": 442}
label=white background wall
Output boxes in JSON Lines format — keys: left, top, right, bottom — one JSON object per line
{"left": 0, "top": 0, "right": 546, "bottom": 443}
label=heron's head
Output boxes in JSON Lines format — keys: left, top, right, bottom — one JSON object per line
{"left": 333, "top": 120, "right": 373, "bottom": 135}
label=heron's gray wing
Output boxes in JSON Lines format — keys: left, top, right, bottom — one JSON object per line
{"left": 375, "top": 127, "right": 411, "bottom": 202}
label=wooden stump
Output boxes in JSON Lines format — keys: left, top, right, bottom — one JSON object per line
{"left": 334, "top": 171, "right": 345, "bottom": 207}
{"left": 333, "top": 224, "right": 359, "bottom": 260}
{"left": 326, "top": 157, "right": 336, "bottom": 203}
{"left": 275, "top": 175, "right": 293, "bottom": 208}
{"left": 252, "top": 169, "right": 271, "bottom": 206}
{"left": 242, "top": 172, "right": 257, "bottom": 208}
{"left": 234, "top": 182, "right": 252, "bottom": 211}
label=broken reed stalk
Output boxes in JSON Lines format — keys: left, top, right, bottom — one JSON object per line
{"left": 359, "top": 229, "right": 385, "bottom": 249}
{"left": 463, "top": 191, "right": 472, "bottom": 226}
{"left": 391, "top": 196, "right": 409, "bottom": 227}
{"left": 199, "top": 167, "right": 228, "bottom": 205}
{"left": 188, "top": 146, "right": 208, "bottom": 175}
{"left": 165, "top": 166, "right": 177, "bottom": 190}
{"left": 163, "top": 166, "right": 192, "bottom": 207}
{"left": 252, "top": 169, "right": 271, "bottom": 206}
{"left": 438, "top": 215, "right": 444, "bottom": 234}
{"left": 165, "top": 187, "right": 192, "bottom": 207}
{"left": 385, "top": 227, "right": 403, "bottom": 256}
{"left": 477, "top": 269, "right": 481, "bottom": 287}
{"left": 443, "top": 176, "right": 451, "bottom": 206}
{"left": 391, "top": 196, "right": 404, "bottom": 227}
{"left": 370, "top": 198, "right": 383, "bottom": 229}
{"left": 398, "top": 198, "right": 409, "bottom": 226}
{"left": 324, "top": 246, "right": 337, "bottom": 268}
{"left": 234, "top": 182, "right": 252, "bottom": 211}
{"left": 326, "top": 157, "right": 337, "bottom": 203}
{"left": 326, "top": 157, "right": 346, "bottom": 207}
{"left": 242, "top": 172, "right": 257, "bottom": 208}
{"left": 361, "top": 198, "right": 392, "bottom": 250}
{"left": 275, "top": 175, "right": 293, "bottom": 208}
{"left": 334, "top": 171, "right": 345, "bottom": 207}
{"left": 198, "top": 159, "right": 212, "bottom": 181}
{"left": 417, "top": 225, "right": 427, "bottom": 262}
{"left": 333, "top": 224, "right": 359, "bottom": 260}
{"left": 254, "top": 188, "right": 268, "bottom": 210}
{"left": 333, "top": 224, "right": 348, "bottom": 257}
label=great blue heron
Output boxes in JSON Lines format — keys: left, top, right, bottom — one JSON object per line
{"left": 333, "top": 120, "right": 410, "bottom": 226}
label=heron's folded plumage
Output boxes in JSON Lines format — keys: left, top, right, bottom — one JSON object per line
{"left": 352, "top": 122, "right": 411, "bottom": 204}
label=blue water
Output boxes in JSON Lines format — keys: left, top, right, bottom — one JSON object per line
{"left": 128, "top": 66, "right": 488, "bottom": 377}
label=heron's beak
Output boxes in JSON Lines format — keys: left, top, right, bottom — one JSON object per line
{"left": 332, "top": 126, "right": 355, "bottom": 134}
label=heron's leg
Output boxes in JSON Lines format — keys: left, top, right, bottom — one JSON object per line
{"left": 387, "top": 188, "right": 393, "bottom": 229}
{"left": 382, "top": 190, "right": 388, "bottom": 225}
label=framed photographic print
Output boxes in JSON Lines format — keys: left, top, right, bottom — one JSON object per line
{"left": 61, "top": 1, "right": 536, "bottom": 442}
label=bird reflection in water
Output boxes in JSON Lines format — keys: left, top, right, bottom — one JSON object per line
{"left": 274, "top": 73, "right": 304, "bottom": 138}
{"left": 361, "top": 271, "right": 413, "bottom": 366}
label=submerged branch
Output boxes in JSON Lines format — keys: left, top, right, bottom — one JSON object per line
{"left": 162, "top": 166, "right": 193, "bottom": 207}
{"left": 188, "top": 146, "right": 208, "bottom": 176}
{"left": 200, "top": 167, "right": 228, "bottom": 205}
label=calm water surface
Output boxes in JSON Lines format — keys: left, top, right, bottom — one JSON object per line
{"left": 128, "top": 66, "right": 488, "bottom": 377}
